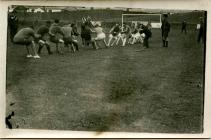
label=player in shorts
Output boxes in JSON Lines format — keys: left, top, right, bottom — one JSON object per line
{"left": 128, "top": 27, "right": 140, "bottom": 45}
{"left": 128, "top": 23, "right": 139, "bottom": 45}
{"left": 71, "top": 23, "right": 80, "bottom": 51}
{"left": 116, "top": 24, "right": 131, "bottom": 46}
{"left": 91, "top": 22, "right": 107, "bottom": 50}
{"left": 49, "top": 19, "right": 64, "bottom": 54}
{"left": 13, "top": 26, "right": 40, "bottom": 59}
{"left": 107, "top": 24, "right": 121, "bottom": 47}
{"left": 61, "top": 23, "right": 74, "bottom": 52}
{"left": 37, "top": 20, "right": 53, "bottom": 55}
{"left": 61, "top": 23, "right": 79, "bottom": 53}
{"left": 129, "top": 23, "right": 145, "bottom": 45}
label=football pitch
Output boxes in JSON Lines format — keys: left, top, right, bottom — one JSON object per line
{"left": 6, "top": 27, "right": 204, "bottom": 133}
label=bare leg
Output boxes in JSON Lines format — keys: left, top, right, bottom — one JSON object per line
{"left": 128, "top": 38, "right": 131, "bottom": 44}
{"left": 116, "top": 36, "right": 121, "bottom": 46}
{"left": 31, "top": 41, "right": 40, "bottom": 59}
{"left": 103, "top": 39, "right": 107, "bottom": 47}
{"left": 128, "top": 36, "right": 133, "bottom": 44}
{"left": 91, "top": 40, "right": 96, "bottom": 49}
{"left": 95, "top": 40, "right": 99, "bottom": 49}
{"left": 31, "top": 41, "right": 39, "bottom": 56}
{"left": 70, "top": 44, "right": 76, "bottom": 53}
{"left": 107, "top": 37, "right": 113, "bottom": 47}
{"left": 57, "top": 42, "right": 64, "bottom": 54}
{"left": 92, "top": 40, "right": 99, "bottom": 50}
{"left": 111, "top": 38, "right": 117, "bottom": 47}
{"left": 60, "top": 43, "right": 64, "bottom": 54}
{"left": 131, "top": 37, "right": 136, "bottom": 44}
{"left": 122, "top": 37, "right": 127, "bottom": 46}
{"left": 25, "top": 45, "right": 30, "bottom": 55}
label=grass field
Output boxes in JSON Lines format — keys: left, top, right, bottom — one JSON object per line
{"left": 6, "top": 27, "right": 204, "bottom": 133}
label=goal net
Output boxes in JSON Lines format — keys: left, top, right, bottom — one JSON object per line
{"left": 122, "top": 14, "right": 162, "bottom": 29}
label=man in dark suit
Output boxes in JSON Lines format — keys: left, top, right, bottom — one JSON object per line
{"left": 181, "top": 21, "right": 187, "bottom": 34}
{"left": 8, "top": 10, "right": 19, "bottom": 42}
{"left": 161, "top": 14, "right": 170, "bottom": 47}
{"left": 197, "top": 17, "right": 206, "bottom": 44}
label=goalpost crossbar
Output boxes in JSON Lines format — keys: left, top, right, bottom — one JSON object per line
{"left": 122, "top": 13, "right": 162, "bottom": 29}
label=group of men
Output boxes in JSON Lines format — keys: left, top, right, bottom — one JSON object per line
{"left": 9, "top": 11, "right": 205, "bottom": 60}
{"left": 12, "top": 19, "right": 81, "bottom": 59}
{"left": 10, "top": 15, "right": 154, "bottom": 59}
{"left": 80, "top": 16, "right": 152, "bottom": 50}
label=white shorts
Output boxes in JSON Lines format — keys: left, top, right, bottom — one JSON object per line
{"left": 38, "top": 39, "right": 46, "bottom": 45}
{"left": 120, "top": 33, "right": 126, "bottom": 38}
{"left": 59, "top": 39, "right": 64, "bottom": 43}
{"left": 133, "top": 32, "right": 141, "bottom": 39}
{"left": 140, "top": 33, "right": 145, "bottom": 38}
{"left": 95, "top": 33, "right": 106, "bottom": 40}
{"left": 139, "top": 33, "right": 145, "bottom": 43}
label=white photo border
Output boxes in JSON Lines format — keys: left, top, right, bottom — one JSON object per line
{"left": 0, "top": 0, "right": 211, "bottom": 138}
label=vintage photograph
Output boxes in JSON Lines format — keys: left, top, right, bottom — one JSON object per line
{"left": 6, "top": 5, "right": 206, "bottom": 133}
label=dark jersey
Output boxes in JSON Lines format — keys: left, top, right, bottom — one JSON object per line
{"left": 132, "top": 28, "right": 138, "bottom": 34}
{"left": 49, "top": 23, "right": 63, "bottom": 35}
{"left": 199, "top": 21, "right": 205, "bottom": 33}
{"left": 122, "top": 26, "right": 130, "bottom": 34}
{"left": 161, "top": 20, "right": 170, "bottom": 34}
{"left": 72, "top": 26, "right": 79, "bottom": 36}
{"left": 82, "top": 25, "right": 92, "bottom": 41}
{"left": 8, "top": 14, "right": 18, "bottom": 29}
{"left": 140, "top": 25, "right": 152, "bottom": 38}
{"left": 37, "top": 25, "right": 49, "bottom": 36}
{"left": 111, "top": 26, "right": 120, "bottom": 36}
{"left": 182, "top": 22, "right": 187, "bottom": 29}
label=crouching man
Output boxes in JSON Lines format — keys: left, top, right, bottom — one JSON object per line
{"left": 37, "top": 20, "right": 53, "bottom": 55}
{"left": 61, "top": 23, "right": 79, "bottom": 53}
{"left": 13, "top": 26, "right": 40, "bottom": 59}
{"left": 49, "top": 19, "right": 64, "bottom": 54}
{"left": 107, "top": 24, "right": 121, "bottom": 47}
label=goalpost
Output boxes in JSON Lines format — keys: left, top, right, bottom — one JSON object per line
{"left": 122, "top": 14, "right": 162, "bottom": 29}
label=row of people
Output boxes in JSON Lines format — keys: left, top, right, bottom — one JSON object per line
{"left": 81, "top": 16, "right": 152, "bottom": 49}
{"left": 13, "top": 19, "right": 80, "bottom": 59}
{"left": 12, "top": 18, "right": 152, "bottom": 59}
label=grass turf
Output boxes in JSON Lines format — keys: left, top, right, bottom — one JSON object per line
{"left": 6, "top": 28, "right": 204, "bottom": 133}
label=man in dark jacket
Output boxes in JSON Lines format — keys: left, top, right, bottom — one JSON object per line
{"left": 181, "top": 21, "right": 187, "bottom": 34}
{"left": 140, "top": 24, "right": 152, "bottom": 48}
{"left": 8, "top": 11, "right": 19, "bottom": 42}
{"left": 197, "top": 17, "right": 206, "bottom": 44}
{"left": 161, "top": 14, "right": 170, "bottom": 47}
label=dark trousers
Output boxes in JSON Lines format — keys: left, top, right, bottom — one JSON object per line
{"left": 197, "top": 30, "right": 204, "bottom": 43}
{"left": 143, "top": 36, "right": 149, "bottom": 48}
{"left": 38, "top": 44, "right": 52, "bottom": 54}
{"left": 181, "top": 28, "right": 187, "bottom": 34}
{"left": 72, "top": 41, "right": 79, "bottom": 51}
{"left": 10, "top": 27, "right": 18, "bottom": 42}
